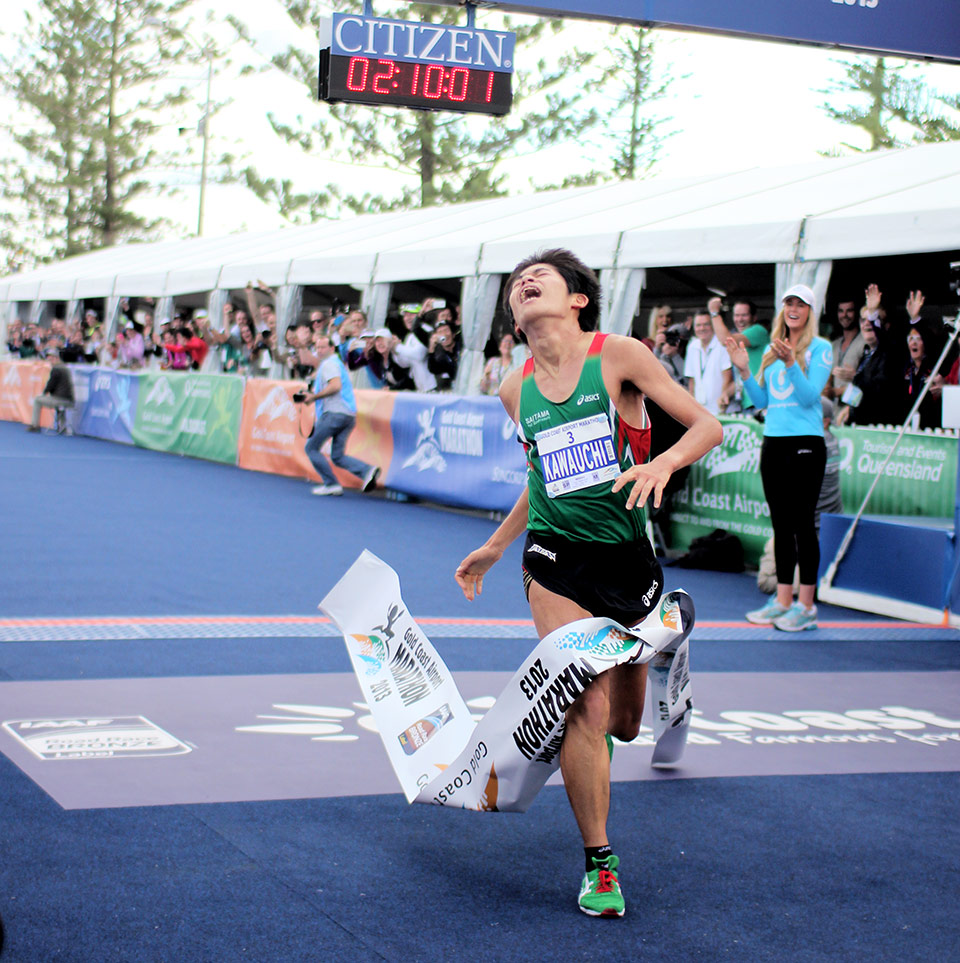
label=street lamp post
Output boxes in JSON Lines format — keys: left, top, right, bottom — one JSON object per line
{"left": 148, "top": 17, "right": 215, "bottom": 237}
{"left": 197, "top": 46, "right": 213, "bottom": 237}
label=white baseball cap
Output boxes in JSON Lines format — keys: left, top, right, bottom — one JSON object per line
{"left": 374, "top": 327, "right": 392, "bottom": 339}
{"left": 781, "top": 284, "right": 815, "bottom": 308}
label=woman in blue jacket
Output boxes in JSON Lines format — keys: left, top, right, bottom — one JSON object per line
{"left": 726, "top": 284, "right": 833, "bottom": 631}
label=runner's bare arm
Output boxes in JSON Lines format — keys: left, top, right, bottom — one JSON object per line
{"left": 604, "top": 335, "right": 723, "bottom": 511}
{"left": 455, "top": 368, "right": 527, "bottom": 601}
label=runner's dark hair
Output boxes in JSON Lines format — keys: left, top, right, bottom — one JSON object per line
{"left": 503, "top": 249, "right": 602, "bottom": 343}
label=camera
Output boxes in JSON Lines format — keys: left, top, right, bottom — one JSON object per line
{"left": 292, "top": 391, "right": 308, "bottom": 403}
{"left": 665, "top": 330, "right": 682, "bottom": 347}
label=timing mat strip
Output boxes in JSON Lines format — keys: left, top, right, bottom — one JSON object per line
{"left": 0, "top": 615, "right": 956, "bottom": 642}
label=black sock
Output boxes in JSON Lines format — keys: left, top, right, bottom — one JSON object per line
{"left": 585, "top": 845, "right": 613, "bottom": 872}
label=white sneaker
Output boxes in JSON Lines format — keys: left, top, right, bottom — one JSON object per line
{"left": 773, "top": 602, "right": 818, "bottom": 632}
{"left": 311, "top": 484, "right": 343, "bottom": 496}
{"left": 745, "top": 598, "right": 790, "bottom": 625}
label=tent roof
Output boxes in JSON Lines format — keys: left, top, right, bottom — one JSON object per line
{"left": 3, "top": 141, "right": 958, "bottom": 302}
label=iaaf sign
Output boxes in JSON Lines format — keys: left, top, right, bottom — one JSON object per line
{"left": 326, "top": 12, "right": 516, "bottom": 69}
{"left": 420, "top": 0, "right": 960, "bottom": 64}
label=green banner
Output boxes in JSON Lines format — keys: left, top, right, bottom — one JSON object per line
{"left": 834, "top": 425, "right": 956, "bottom": 518}
{"left": 132, "top": 372, "right": 243, "bottom": 464}
{"left": 669, "top": 418, "right": 770, "bottom": 564}
{"left": 668, "top": 417, "right": 958, "bottom": 565}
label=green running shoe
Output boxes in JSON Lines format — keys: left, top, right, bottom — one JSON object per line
{"left": 578, "top": 854, "right": 625, "bottom": 918}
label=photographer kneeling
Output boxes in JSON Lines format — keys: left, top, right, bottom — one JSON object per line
{"left": 294, "top": 334, "right": 380, "bottom": 497}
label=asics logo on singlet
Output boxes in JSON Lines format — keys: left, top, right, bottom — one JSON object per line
{"left": 527, "top": 543, "right": 557, "bottom": 562}
{"left": 641, "top": 579, "right": 660, "bottom": 607}
{"left": 576, "top": 393, "right": 601, "bottom": 406}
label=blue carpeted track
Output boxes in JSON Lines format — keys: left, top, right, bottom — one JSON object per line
{"left": 1, "top": 422, "right": 958, "bottom": 962}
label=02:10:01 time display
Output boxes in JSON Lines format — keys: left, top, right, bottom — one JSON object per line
{"left": 344, "top": 56, "right": 496, "bottom": 104}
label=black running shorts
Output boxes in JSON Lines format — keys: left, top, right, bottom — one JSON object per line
{"left": 521, "top": 530, "right": 663, "bottom": 627}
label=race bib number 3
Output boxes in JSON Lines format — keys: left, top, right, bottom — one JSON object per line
{"left": 536, "top": 413, "right": 619, "bottom": 498}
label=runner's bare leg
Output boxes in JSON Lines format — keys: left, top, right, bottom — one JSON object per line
{"left": 528, "top": 579, "right": 612, "bottom": 847}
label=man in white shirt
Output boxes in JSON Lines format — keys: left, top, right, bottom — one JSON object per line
{"left": 683, "top": 309, "right": 732, "bottom": 415}
{"left": 393, "top": 309, "right": 437, "bottom": 392}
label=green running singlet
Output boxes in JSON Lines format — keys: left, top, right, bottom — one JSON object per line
{"left": 517, "top": 332, "right": 652, "bottom": 543}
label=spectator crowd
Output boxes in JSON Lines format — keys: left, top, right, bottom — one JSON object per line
{"left": 642, "top": 283, "right": 956, "bottom": 432}
{"left": 3, "top": 275, "right": 956, "bottom": 428}
{"left": 3, "top": 285, "right": 525, "bottom": 396}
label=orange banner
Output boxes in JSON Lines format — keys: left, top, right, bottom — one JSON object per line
{"left": 0, "top": 361, "right": 54, "bottom": 427}
{"left": 237, "top": 381, "right": 395, "bottom": 488}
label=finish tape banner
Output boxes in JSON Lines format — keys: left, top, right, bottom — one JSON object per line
{"left": 383, "top": 393, "right": 525, "bottom": 512}
{"left": 131, "top": 372, "right": 243, "bottom": 463}
{"left": 669, "top": 417, "right": 958, "bottom": 564}
{"left": 320, "top": 551, "right": 694, "bottom": 812}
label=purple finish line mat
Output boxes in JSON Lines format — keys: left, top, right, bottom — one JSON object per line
{"left": 1, "top": 671, "right": 958, "bottom": 810}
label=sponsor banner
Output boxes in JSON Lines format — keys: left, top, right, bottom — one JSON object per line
{"left": 237, "top": 379, "right": 320, "bottom": 480}
{"left": 0, "top": 360, "right": 53, "bottom": 427}
{"left": 237, "top": 383, "right": 397, "bottom": 487}
{"left": 321, "top": 551, "right": 693, "bottom": 812}
{"left": 65, "top": 364, "right": 94, "bottom": 435}
{"left": 335, "top": 389, "right": 396, "bottom": 488}
{"left": 670, "top": 418, "right": 771, "bottom": 564}
{"left": 833, "top": 425, "right": 956, "bottom": 517}
{"left": 131, "top": 372, "right": 243, "bottom": 463}
{"left": 669, "top": 418, "right": 958, "bottom": 564}
{"left": 490, "top": 1, "right": 959, "bottom": 64}
{"left": 384, "top": 393, "right": 525, "bottom": 511}
{"left": 76, "top": 367, "right": 139, "bottom": 444}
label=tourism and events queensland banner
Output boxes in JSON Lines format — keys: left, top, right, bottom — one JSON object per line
{"left": 383, "top": 393, "right": 525, "bottom": 512}
{"left": 669, "top": 417, "right": 959, "bottom": 565}
{"left": 131, "top": 372, "right": 243, "bottom": 464}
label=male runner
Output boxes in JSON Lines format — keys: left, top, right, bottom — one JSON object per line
{"left": 456, "top": 250, "right": 721, "bottom": 918}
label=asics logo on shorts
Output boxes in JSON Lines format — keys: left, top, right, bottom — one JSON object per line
{"left": 641, "top": 579, "right": 660, "bottom": 607}
{"left": 527, "top": 543, "right": 557, "bottom": 562}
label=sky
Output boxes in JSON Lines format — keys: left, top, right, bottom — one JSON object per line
{"left": 2, "top": 0, "right": 959, "bottom": 243}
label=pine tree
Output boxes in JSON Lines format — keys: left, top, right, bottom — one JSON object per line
{"left": 0, "top": 0, "right": 199, "bottom": 265}
{"left": 603, "top": 25, "right": 673, "bottom": 180}
{"left": 822, "top": 56, "right": 960, "bottom": 152}
{"left": 238, "top": 1, "right": 607, "bottom": 213}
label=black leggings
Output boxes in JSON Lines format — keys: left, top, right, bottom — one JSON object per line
{"left": 760, "top": 435, "right": 826, "bottom": 586}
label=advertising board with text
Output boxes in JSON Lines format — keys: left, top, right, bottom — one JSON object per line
{"left": 428, "top": 0, "right": 960, "bottom": 63}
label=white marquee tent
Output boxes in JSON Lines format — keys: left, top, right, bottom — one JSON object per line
{"left": 3, "top": 141, "right": 958, "bottom": 392}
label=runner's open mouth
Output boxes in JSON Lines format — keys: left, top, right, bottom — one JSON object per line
{"left": 519, "top": 286, "right": 541, "bottom": 303}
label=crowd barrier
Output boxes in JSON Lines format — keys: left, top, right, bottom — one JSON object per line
{"left": 2, "top": 361, "right": 955, "bottom": 562}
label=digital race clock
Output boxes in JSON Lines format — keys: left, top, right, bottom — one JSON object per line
{"left": 320, "top": 12, "right": 515, "bottom": 115}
